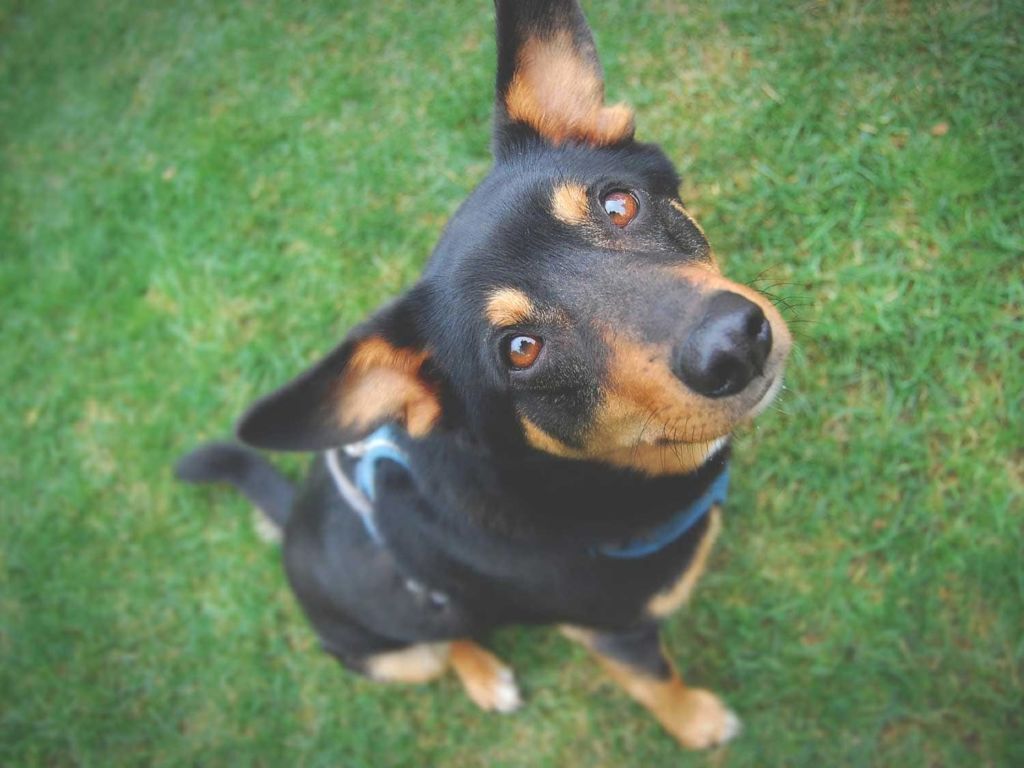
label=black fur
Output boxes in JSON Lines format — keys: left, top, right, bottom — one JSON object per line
{"left": 177, "top": 0, "right": 791, "bottom": 725}
{"left": 590, "top": 623, "right": 673, "bottom": 680}
{"left": 175, "top": 442, "right": 294, "bottom": 528}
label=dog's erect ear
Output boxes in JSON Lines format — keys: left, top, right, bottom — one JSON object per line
{"left": 236, "top": 288, "right": 441, "bottom": 452}
{"left": 493, "top": 0, "right": 634, "bottom": 153}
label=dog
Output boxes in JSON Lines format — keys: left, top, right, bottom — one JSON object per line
{"left": 177, "top": 0, "right": 791, "bottom": 750}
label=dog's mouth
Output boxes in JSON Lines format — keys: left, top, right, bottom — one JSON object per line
{"left": 519, "top": 369, "right": 784, "bottom": 476}
{"left": 747, "top": 373, "right": 784, "bottom": 419}
{"left": 646, "top": 371, "right": 783, "bottom": 449}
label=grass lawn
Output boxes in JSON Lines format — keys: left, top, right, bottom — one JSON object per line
{"left": 2, "top": 0, "right": 1021, "bottom": 765}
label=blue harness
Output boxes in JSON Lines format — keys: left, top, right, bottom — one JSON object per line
{"left": 324, "top": 424, "right": 410, "bottom": 546}
{"left": 324, "top": 425, "right": 451, "bottom": 607}
{"left": 325, "top": 425, "right": 729, "bottom": 560}
{"left": 593, "top": 466, "right": 729, "bottom": 559}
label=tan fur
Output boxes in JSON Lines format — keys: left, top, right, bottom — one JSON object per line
{"left": 591, "top": 269, "right": 792, "bottom": 448}
{"left": 521, "top": 417, "right": 576, "bottom": 456}
{"left": 520, "top": 298, "right": 741, "bottom": 468}
{"left": 595, "top": 656, "right": 738, "bottom": 749}
{"left": 365, "top": 640, "right": 519, "bottom": 712}
{"left": 486, "top": 288, "right": 536, "bottom": 328}
{"left": 515, "top": 264, "right": 792, "bottom": 475}
{"left": 364, "top": 642, "right": 450, "bottom": 683}
{"left": 551, "top": 182, "right": 591, "bottom": 225}
{"left": 449, "top": 640, "right": 521, "bottom": 712}
{"left": 558, "top": 624, "right": 594, "bottom": 645}
{"left": 504, "top": 31, "right": 634, "bottom": 147}
{"left": 336, "top": 337, "right": 441, "bottom": 437}
{"left": 519, "top": 317, "right": 741, "bottom": 475}
{"left": 588, "top": 330, "right": 739, "bottom": 471}
{"left": 561, "top": 626, "right": 739, "bottom": 750}
{"left": 521, "top": 415, "right": 723, "bottom": 476}
{"left": 647, "top": 506, "right": 722, "bottom": 617}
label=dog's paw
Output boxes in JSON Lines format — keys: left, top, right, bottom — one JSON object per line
{"left": 468, "top": 664, "right": 522, "bottom": 714}
{"left": 450, "top": 642, "right": 522, "bottom": 714}
{"left": 671, "top": 688, "right": 741, "bottom": 750}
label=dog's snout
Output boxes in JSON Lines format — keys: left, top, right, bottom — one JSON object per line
{"left": 676, "top": 291, "right": 772, "bottom": 398}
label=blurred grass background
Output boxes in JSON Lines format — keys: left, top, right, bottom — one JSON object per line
{"left": 1, "top": 0, "right": 1021, "bottom": 765}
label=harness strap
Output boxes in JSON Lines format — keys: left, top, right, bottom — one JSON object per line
{"left": 324, "top": 424, "right": 409, "bottom": 546}
{"left": 595, "top": 465, "right": 730, "bottom": 559}
{"left": 327, "top": 426, "right": 729, "bottom": 562}
{"left": 324, "top": 425, "right": 451, "bottom": 606}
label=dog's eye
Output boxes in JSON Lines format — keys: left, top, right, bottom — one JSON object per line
{"left": 505, "top": 335, "right": 543, "bottom": 369}
{"left": 601, "top": 190, "right": 639, "bottom": 228}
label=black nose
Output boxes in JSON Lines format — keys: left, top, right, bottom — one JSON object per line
{"left": 676, "top": 291, "right": 772, "bottom": 398}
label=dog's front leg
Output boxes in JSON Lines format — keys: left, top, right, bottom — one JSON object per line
{"left": 561, "top": 623, "right": 740, "bottom": 750}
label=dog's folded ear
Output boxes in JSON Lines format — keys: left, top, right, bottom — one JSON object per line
{"left": 493, "top": 0, "right": 634, "bottom": 153}
{"left": 236, "top": 286, "right": 441, "bottom": 452}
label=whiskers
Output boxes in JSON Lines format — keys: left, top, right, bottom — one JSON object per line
{"left": 744, "top": 268, "right": 817, "bottom": 343}
{"left": 624, "top": 407, "right": 707, "bottom": 470}
{"left": 629, "top": 406, "right": 660, "bottom": 465}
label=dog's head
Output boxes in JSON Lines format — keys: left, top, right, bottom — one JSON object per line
{"left": 239, "top": 0, "right": 791, "bottom": 476}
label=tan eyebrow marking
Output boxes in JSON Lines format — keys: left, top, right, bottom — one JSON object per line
{"left": 485, "top": 288, "right": 535, "bottom": 327}
{"left": 647, "top": 507, "right": 722, "bottom": 616}
{"left": 551, "top": 182, "right": 591, "bottom": 225}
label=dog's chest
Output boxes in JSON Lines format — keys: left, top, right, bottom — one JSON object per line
{"left": 314, "top": 430, "right": 728, "bottom": 629}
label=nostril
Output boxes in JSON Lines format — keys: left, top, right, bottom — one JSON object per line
{"left": 749, "top": 312, "right": 772, "bottom": 375}
{"left": 745, "top": 311, "right": 765, "bottom": 339}
{"left": 707, "top": 355, "right": 748, "bottom": 398}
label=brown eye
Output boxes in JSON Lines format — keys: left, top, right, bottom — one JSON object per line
{"left": 505, "top": 335, "right": 543, "bottom": 369}
{"left": 602, "top": 190, "right": 639, "bottom": 227}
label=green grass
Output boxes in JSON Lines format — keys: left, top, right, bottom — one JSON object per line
{"left": 2, "top": 0, "right": 1021, "bottom": 765}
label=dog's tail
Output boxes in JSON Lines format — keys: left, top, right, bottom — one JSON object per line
{"left": 175, "top": 442, "right": 295, "bottom": 530}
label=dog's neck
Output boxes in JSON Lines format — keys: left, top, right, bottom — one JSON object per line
{"left": 407, "top": 428, "right": 731, "bottom": 547}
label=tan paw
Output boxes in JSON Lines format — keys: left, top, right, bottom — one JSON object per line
{"left": 671, "top": 688, "right": 741, "bottom": 749}
{"left": 364, "top": 643, "right": 450, "bottom": 684}
{"left": 462, "top": 663, "right": 522, "bottom": 713}
{"left": 449, "top": 641, "right": 522, "bottom": 713}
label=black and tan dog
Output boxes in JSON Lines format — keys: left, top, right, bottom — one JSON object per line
{"left": 178, "top": 0, "right": 791, "bottom": 750}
